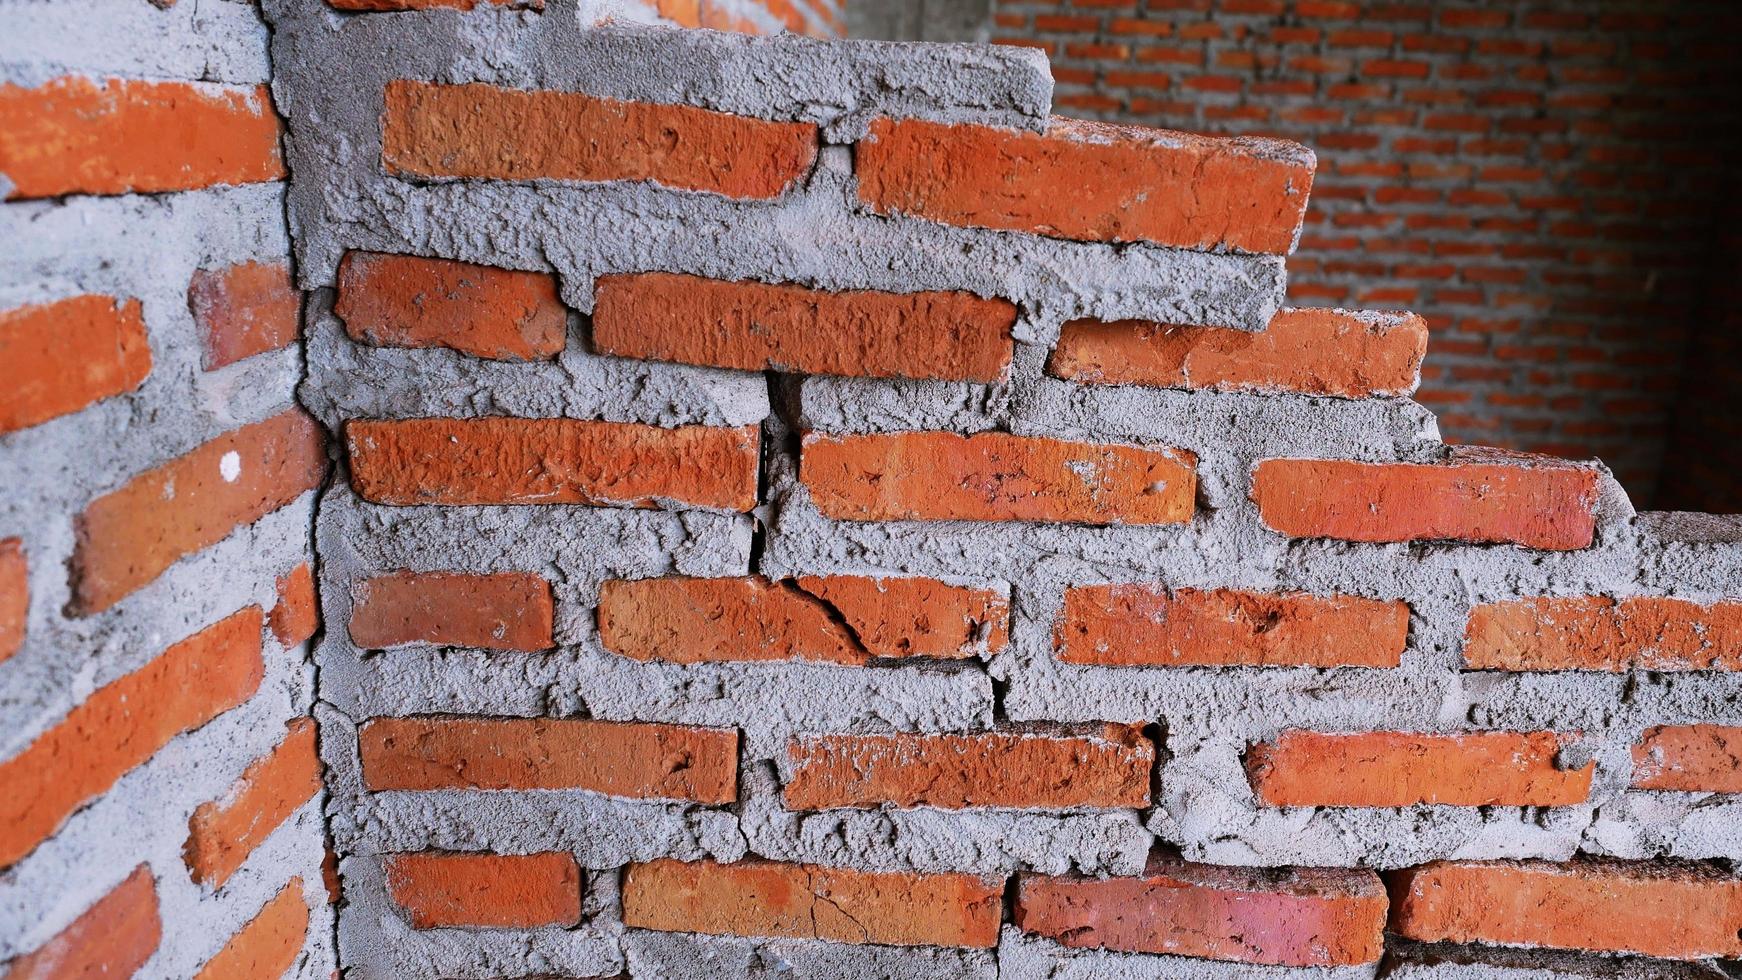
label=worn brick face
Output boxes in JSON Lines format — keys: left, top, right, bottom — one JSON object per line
{"left": 802, "top": 431, "right": 1197, "bottom": 525}
{"left": 591, "top": 272, "right": 1017, "bottom": 382}
{"left": 381, "top": 81, "right": 817, "bottom": 199}
{"left": 623, "top": 858, "right": 1003, "bottom": 948}
{"left": 597, "top": 575, "right": 1007, "bottom": 666}
{"left": 0, "top": 538, "right": 24, "bottom": 665}
{"left": 334, "top": 251, "right": 567, "bottom": 361}
{"left": 783, "top": 725, "right": 1153, "bottom": 810}
{"left": 190, "top": 261, "right": 301, "bottom": 370}
{"left": 0, "top": 76, "right": 283, "bottom": 199}
{"left": 185, "top": 718, "right": 323, "bottom": 889}
{"left": 269, "top": 563, "right": 320, "bottom": 648}
{"left": 3, "top": 864, "right": 160, "bottom": 978}
{"left": 384, "top": 852, "right": 581, "bottom": 929}
{"left": 857, "top": 116, "right": 1314, "bottom": 253}
{"left": 1056, "top": 585, "right": 1408, "bottom": 668}
{"left": 1465, "top": 596, "right": 1742, "bottom": 671}
{"left": 1387, "top": 859, "right": 1742, "bottom": 960}
{"left": 348, "top": 570, "right": 555, "bottom": 652}
{"left": 1632, "top": 725, "right": 1742, "bottom": 793}
{"left": 1246, "top": 730, "right": 1592, "bottom": 807}
{"left": 346, "top": 417, "right": 759, "bottom": 511}
{"left": 1049, "top": 308, "right": 1427, "bottom": 398}
{"left": 1252, "top": 449, "right": 1600, "bottom": 550}
{"left": 359, "top": 716, "right": 738, "bottom": 802}
{"left": 0, "top": 607, "right": 264, "bottom": 868}
{"left": 72, "top": 409, "right": 327, "bottom": 614}
{"left": 1016, "top": 858, "right": 1387, "bottom": 967}
{"left": 192, "top": 878, "right": 309, "bottom": 980}
{"left": 1, "top": 295, "right": 150, "bottom": 435}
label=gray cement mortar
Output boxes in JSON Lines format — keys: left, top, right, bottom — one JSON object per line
{"left": 1380, "top": 943, "right": 1733, "bottom": 980}
{"left": 245, "top": 2, "right": 1742, "bottom": 977}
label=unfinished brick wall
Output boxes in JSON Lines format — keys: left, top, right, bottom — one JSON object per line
{"left": 255, "top": 3, "right": 1742, "bottom": 978}
{"left": 989, "top": 0, "right": 1742, "bottom": 501}
{"left": 0, "top": 1, "right": 333, "bottom": 976}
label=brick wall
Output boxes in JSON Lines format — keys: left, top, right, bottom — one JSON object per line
{"left": 989, "top": 0, "right": 1742, "bottom": 502}
{"left": 0, "top": 1, "right": 333, "bottom": 976}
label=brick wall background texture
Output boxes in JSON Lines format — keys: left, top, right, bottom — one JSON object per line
{"left": 3, "top": 1, "right": 1742, "bottom": 979}
{"left": 989, "top": 0, "right": 1742, "bottom": 506}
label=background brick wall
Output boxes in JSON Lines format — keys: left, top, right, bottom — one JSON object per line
{"left": 0, "top": 0, "right": 334, "bottom": 976}
{"left": 990, "top": 0, "right": 1742, "bottom": 504}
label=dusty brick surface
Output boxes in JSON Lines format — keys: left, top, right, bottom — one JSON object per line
{"left": 359, "top": 716, "right": 738, "bottom": 802}
{"left": 0, "top": 538, "right": 24, "bottom": 665}
{"left": 1246, "top": 730, "right": 1592, "bottom": 807}
{"left": 1466, "top": 596, "right": 1742, "bottom": 671}
{"left": 269, "top": 563, "right": 320, "bottom": 648}
{"left": 384, "top": 852, "right": 582, "bottom": 930}
{"left": 191, "top": 261, "right": 302, "bottom": 370}
{"left": 192, "top": 879, "right": 309, "bottom": 980}
{"left": 335, "top": 251, "right": 567, "bottom": 361}
{"left": 185, "top": 719, "right": 323, "bottom": 888}
{"left": 2, "top": 864, "right": 160, "bottom": 979}
{"left": 1, "top": 295, "right": 150, "bottom": 435}
{"left": 1632, "top": 725, "right": 1742, "bottom": 793}
{"left": 348, "top": 570, "right": 555, "bottom": 652}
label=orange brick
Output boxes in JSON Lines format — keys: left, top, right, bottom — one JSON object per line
{"left": 348, "top": 570, "right": 554, "bottom": 652}
{"left": 185, "top": 718, "right": 322, "bottom": 889}
{"left": 623, "top": 858, "right": 1002, "bottom": 948}
{"left": 1251, "top": 449, "right": 1600, "bottom": 550}
{"left": 0, "top": 538, "right": 24, "bottom": 665}
{"left": 857, "top": 116, "right": 1314, "bottom": 254}
{"left": 1465, "top": 596, "right": 1742, "bottom": 671}
{"left": 1049, "top": 308, "right": 1427, "bottom": 398}
{"left": 1632, "top": 725, "right": 1742, "bottom": 792}
{"left": 1, "top": 295, "right": 150, "bottom": 435}
{"left": 269, "top": 563, "right": 319, "bottom": 648}
{"left": 71, "top": 409, "right": 327, "bottom": 614}
{"left": 0, "top": 76, "right": 282, "bottom": 199}
{"left": 1246, "top": 730, "right": 1592, "bottom": 807}
{"left": 1017, "top": 858, "right": 1386, "bottom": 967}
{"left": 384, "top": 851, "right": 581, "bottom": 929}
{"left": 381, "top": 81, "right": 816, "bottom": 200}
{"left": 192, "top": 878, "right": 308, "bottom": 980}
{"left": 190, "top": 261, "right": 301, "bottom": 370}
{"left": 1387, "top": 859, "right": 1742, "bottom": 960}
{"left": 3, "top": 864, "right": 160, "bottom": 978}
{"left": 784, "top": 724, "right": 1153, "bottom": 810}
{"left": 334, "top": 251, "right": 567, "bottom": 361}
{"left": 591, "top": 272, "right": 1016, "bottom": 382}
{"left": 345, "top": 417, "right": 758, "bottom": 511}
{"left": 802, "top": 431, "right": 1196, "bottom": 525}
{"left": 0, "top": 607, "right": 264, "bottom": 868}
{"left": 1056, "top": 585, "right": 1408, "bottom": 668}
{"left": 359, "top": 716, "right": 737, "bottom": 801}
{"left": 596, "top": 575, "right": 1007, "bottom": 665}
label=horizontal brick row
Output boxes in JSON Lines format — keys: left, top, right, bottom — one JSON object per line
{"left": 335, "top": 250, "right": 568, "bottom": 361}
{"left": 1246, "top": 730, "right": 1592, "bottom": 807}
{"left": 385, "top": 851, "right": 581, "bottom": 929}
{"left": 349, "top": 570, "right": 555, "bottom": 652}
{"left": 1466, "top": 595, "right": 1742, "bottom": 671}
{"left": 1, "top": 295, "right": 150, "bottom": 436}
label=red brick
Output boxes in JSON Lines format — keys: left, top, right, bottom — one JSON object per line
{"left": 334, "top": 251, "right": 566, "bottom": 361}
{"left": 597, "top": 575, "right": 1008, "bottom": 666}
{"left": 1049, "top": 308, "right": 1427, "bottom": 398}
{"left": 1631, "top": 725, "right": 1742, "bottom": 792}
{"left": 381, "top": 81, "right": 816, "bottom": 200}
{"left": 1465, "top": 596, "right": 1742, "bottom": 671}
{"left": 348, "top": 570, "right": 554, "bottom": 652}
{"left": 0, "top": 607, "right": 263, "bottom": 868}
{"left": 1016, "top": 857, "right": 1386, "bottom": 967}
{"left": 359, "top": 715, "right": 738, "bottom": 802}
{"left": 0, "top": 538, "right": 24, "bottom": 665}
{"left": 623, "top": 858, "right": 1002, "bottom": 948}
{"left": 784, "top": 724, "right": 1153, "bottom": 810}
{"left": 72, "top": 409, "right": 327, "bottom": 614}
{"left": 801, "top": 431, "right": 1196, "bottom": 525}
{"left": 345, "top": 417, "right": 758, "bottom": 511}
{"left": 3, "top": 864, "right": 160, "bottom": 978}
{"left": 0, "top": 295, "right": 150, "bottom": 435}
{"left": 1056, "top": 585, "right": 1408, "bottom": 668}
{"left": 1246, "top": 730, "right": 1592, "bottom": 807}
{"left": 1387, "top": 859, "right": 1742, "bottom": 960}
{"left": 269, "top": 563, "right": 319, "bottom": 648}
{"left": 191, "top": 878, "right": 308, "bottom": 980}
{"left": 1251, "top": 448, "right": 1600, "bottom": 550}
{"left": 0, "top": 76, "right": 282, "bottom": 199}
{"left": 190, "top": 261, "right": 300, "bottom": 370}
{"left": 857, "top": 116, "right": 1314, "bottom": 254}
{"left": 384, "top": 851, "right": 581, "bottom": 929}
{"left": 591, "top": 272, "right": 1016, "bottom": 382}
{"left": 185, "top": 718, "right": 322, "bottom": 889}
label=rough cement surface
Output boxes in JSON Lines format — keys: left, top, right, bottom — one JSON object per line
{"left": 1381, "top": 943, "right": 1733, "bottom": 979}
{"left": 626, "top": 928, "right": 999, "bottom": 979}
{"left": 0, "top": 0, "right": 272, "bottom": 87}
{"left": 1000, "top": 928, "right": 1380, "bottom": 980}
